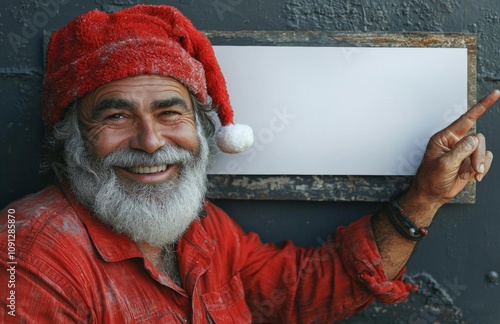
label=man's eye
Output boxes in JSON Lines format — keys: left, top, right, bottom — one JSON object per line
{"left": 160, "top": 111, "right": 180, "bottom": 117}
{"left": 106, "top": 113, "right": 125, "bottom": 120}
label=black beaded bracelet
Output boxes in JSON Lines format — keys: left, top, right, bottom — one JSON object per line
{"left": 385, "top": 197, "right": 428, "bottom": 242}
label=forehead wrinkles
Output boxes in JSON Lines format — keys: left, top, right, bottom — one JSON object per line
{"left": 96, "top": 76, "right": 189, "bottom": 101}
{"left": 81, "top": 75, "right": 193, "bottom": 115}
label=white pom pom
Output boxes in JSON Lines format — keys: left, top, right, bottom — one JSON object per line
{"left": 216, "top": 124, "right": 254, "bottom": 153}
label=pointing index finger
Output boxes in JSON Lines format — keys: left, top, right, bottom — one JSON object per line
{"left": 449, "top": 89, "right": 500, "bottom": 136}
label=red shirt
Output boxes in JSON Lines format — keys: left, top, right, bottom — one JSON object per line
{"left": 0, "top": 184, "right": 415, "bottom": 323}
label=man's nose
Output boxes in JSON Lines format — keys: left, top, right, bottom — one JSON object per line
{"left": 130, "top": 118, "right": 166, "bottom": 153}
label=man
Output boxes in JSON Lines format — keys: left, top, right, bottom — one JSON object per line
{"left": 0, "top": 4, "right": 498, "bottom": 323}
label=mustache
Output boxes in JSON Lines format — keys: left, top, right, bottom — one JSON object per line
{"left": 100, "top": 145, "right": 195, "bottom": 168}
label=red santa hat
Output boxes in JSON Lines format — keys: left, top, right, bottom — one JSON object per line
{"left": 42, "top": 4, "right": 253, "bottom": 154}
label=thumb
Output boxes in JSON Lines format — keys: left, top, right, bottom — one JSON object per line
{"left": 444, "top": 136, "right": 478, "bottom": 168}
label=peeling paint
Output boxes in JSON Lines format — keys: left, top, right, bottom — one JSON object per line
{"left": 340, "top": 272, "right": 467, "bottom": 323}
{"left": 207, "top": 172, "right": 475, "bottom": 202}
{"left": 406, "top": 272, "right": 465, "bottom": 322}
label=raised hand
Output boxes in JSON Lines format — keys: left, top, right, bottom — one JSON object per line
{"left": 408, "top": 89, "right": 499, "bottom": 207}
{"left": 374, "top": 90, "right": 499, "bottom": 280}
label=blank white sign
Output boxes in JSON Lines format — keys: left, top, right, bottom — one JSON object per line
{"left": 208, "top": 46, "right": 467, "bottom": 176}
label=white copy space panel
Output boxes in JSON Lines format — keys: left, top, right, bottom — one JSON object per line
{"left": 208, "top": 46, "right": 467, "bottom": 176}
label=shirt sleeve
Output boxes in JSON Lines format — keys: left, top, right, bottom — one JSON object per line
{"left": 236, "top": 214, "right": 417, "bottom": 323}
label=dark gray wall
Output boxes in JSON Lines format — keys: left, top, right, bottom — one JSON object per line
{"left": 1, "top": 0, "right": 499, "bottom": 322}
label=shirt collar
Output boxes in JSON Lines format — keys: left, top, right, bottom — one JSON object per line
{"left": 57, "top": 179, "right": 214, "bottom": 263}
{"left": 57, "top": 180, "right": 144, "bottom": 262}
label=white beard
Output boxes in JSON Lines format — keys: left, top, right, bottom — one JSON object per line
{"left": 63, "top": 112, "right": 210, "bottom": 246}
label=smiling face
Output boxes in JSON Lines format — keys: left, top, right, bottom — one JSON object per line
{"left": 78, "top": 74, "right": 200, "bottom": 186}
{"left": 58, "top": 74, "right": 210, "bottom": 246}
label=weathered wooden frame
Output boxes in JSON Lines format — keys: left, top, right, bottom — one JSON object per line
{"left": 43, "top": 30, "right": 476, "bottom": 202}
{"left": 204, "top": 31, "right": 477, "bottom": 203}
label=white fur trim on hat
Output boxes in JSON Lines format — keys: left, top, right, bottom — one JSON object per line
{"left": 216, "top": 124, "right": 254, "bottom": 154}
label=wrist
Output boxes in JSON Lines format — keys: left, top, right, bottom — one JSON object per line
{"left": 397, "top": 186, "right": 441, "bottom": 228}
{"left": 384, "top": 197, "right": 429, "bottom": 241}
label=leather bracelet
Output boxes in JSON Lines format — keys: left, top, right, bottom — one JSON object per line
{"left": 385, "top": 197, "right": 428, "bottom": 242}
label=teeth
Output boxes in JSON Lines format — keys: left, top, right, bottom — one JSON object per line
{"left": 128, "top": 165, "right": 168, "bottom": 174}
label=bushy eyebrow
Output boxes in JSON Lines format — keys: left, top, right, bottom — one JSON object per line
{"left": 151, "top": 97, "right": 190, "bottom": 112}
{"left": 91, "top": 97, "right": 191, "bottom": 119}
{"left": 92, "top": 98, "right": 135, "bottom": 119}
